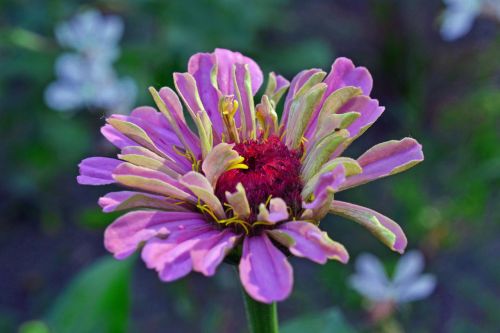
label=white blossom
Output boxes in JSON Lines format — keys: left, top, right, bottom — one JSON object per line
{"left": 349, "top": 251, "right": 436, "bottom": 304}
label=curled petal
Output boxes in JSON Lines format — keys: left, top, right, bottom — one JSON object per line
{"left": 304, "top": 86, "right": 362, "bottom": 140}
{"left": 173, "top": 72, "right": 206, "bottom": 121}
{"left": 330, "top": 96, "right": 385, "bottom": 157}
{"left": 213, "top": 48, "right": 263, "bottom": 95}
{"left": 239, "top": 234, "right": 293, "bottom": 303}
{"left": 101, "top": 124, "right": 135, "bottom": 149}
{"left": 180, "top": 171, "right": 226, "bottom": 219}
{"left": 112, "top": 163, "right": 195, "bottom": 202}
{"left": 304, "top": 57, "right": 374, "bottom": 140}
{"left": 301, "top": 129, "right": 350, "bottom": 181}
{"left": 311, "top": 111, "right": 360, "bottom": 146}
{"left": 77, "top": 157, "right": 121, "bottom": 185}
{"left": 174, "top": 73, "right": 216, "bottom": 152}
{"left": 264, "top": 72, "right": 290, "bottom": 106}
{"left": 303, "top": 165, "right": 346, "bottom": 219}
{"left": 257, "top": 197, "right": 289, "bottom": 224}
{"left": 149, "top": 86, "right": 200, "bottom": 157}
{"left": 302, "top": 157, "right": 362, "bottom": 199}
{"left": 188, "top": 52, "right": 224, "bottom": 134}
{"left": 201, "top": 142, "right": 247, "bottom": 187}
{"left": 323, "top": 57, "right": 373, "bottom": 96}
{"left": 255, "top": 95, "right": 279, "bottom": 138}
{"left": 269, "top": 221, "right": 349, "bottom": 264}
{"left": 339, "top": 96, "right": 384, "bottom": 139}
{"left": 225, "top": 183, "right": 251, "bottom": 219}
{"left": 330, "top": 200, "right": 407, "bottom": 253}
{"left": 285, "top": 83, "right": 326, "bottom": 150}
{"left": 281, "top": 69, "right": 326, "bottom": 130}
{"left": 111, "top": 107, "right": 185, "bottom": 156}
{"left": 118, "top": 146, "right": 180, "bottom": 179}
{"left": 233, "top": 63, "right": 257, "bottom": 140}
{"left": 191, "top": 229, "right": 241, "bottom": 276}
{"left": 104, "top": 210, "right": 206, "bottom": 259}
{"left": 107, "top": 116, "right": 189, "bottom": 172}
{"left": 98, "top": 191, "right": 188, "bottom": 213}
{"left": 340, "top": 138, "right": 424, "bottom": 191}
{"left": 141, "top": 226, "right": 215, "bottom": 281}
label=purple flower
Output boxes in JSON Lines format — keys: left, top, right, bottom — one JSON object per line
{"left": 78, "top": 48, "right": 424, "bottom": 303}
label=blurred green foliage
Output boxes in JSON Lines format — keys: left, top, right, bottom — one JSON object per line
{"left": 282, "top": 308, "right": 355, "bottom": 333}
{"left": 0, "top": 0, "right": 499, "bottom": 332}
{"left": 46, "top": 257, "right": 132, "bottom": 333}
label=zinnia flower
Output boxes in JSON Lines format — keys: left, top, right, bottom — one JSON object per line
{"left": 77, "top": 48, "right": 423, "bottom": 303}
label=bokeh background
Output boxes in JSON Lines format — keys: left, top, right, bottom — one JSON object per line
{"left": 1, "top": 0, "right": 499, "bottom": 332}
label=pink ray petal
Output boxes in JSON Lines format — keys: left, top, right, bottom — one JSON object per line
{"left": 239, "top": 234, "right": 293, "bottom": 303}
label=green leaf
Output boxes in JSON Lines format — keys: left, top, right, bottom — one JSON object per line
{"left": 282, "top": 308, "right": 356, "bottom": 333}
{"left": 46, "top": 257, "right": 133, "bottom": 333}
{"left": 18, "top": 321, "right": 50, "bottom": 333}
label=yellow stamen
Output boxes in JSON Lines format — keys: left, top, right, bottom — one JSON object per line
{"left": 172, "top": 145, "right": 199, "bottom": 170}
{"left": 220, "top": 97, "right": 240, "bottom": 143}
{"left": 196, "top": 197, "right": 253, "bottom": 234}
{"left": 226, "top": 156, "right": 248, "bottom": 171}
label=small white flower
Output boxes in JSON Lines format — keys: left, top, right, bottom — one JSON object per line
{"left": 440, "top": 0, "right": 500, "bottom": 41}
{"left": 349, "top": 251, "right": 436, "bottom": 304}
{"left": 55, "top": 9, "right": 123, "bottom": 63}
{"left": 45, "top": 10, "right": 136, "bottom": 114}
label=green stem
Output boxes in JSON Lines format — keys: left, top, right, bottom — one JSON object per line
{"left": 242, "top": 289, "right": 279, "bottom": 333}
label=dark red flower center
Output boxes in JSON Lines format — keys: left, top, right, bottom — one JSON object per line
{"left": 215, "top": 136, "right": 303, "bottom": 223}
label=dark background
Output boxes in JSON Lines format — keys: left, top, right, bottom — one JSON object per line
{"left": 1, "top": 0, "right": 499, "bottom": 332}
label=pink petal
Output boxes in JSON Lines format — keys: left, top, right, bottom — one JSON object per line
{"left": 141, "top": 225, "right": 215, "bottom": 281}
{"left": 274, "top": 74, "right": 290, "bottom": 94}
{"left": 101, "top": 124, "right": 136, "bottom": 149}
{"left": 77, "top": 157, "right": 121, "bottom": 185}
{"left": 118, "top": 145, "right": 181, "bottom": 179}
{"left": 257, "top": 198, "right": 289, "bottom": 224}
{"left": 340, "top": 138, "right": 424, "bottom": 191}
{"left": 157, "top": 87, "right": 201, "bottom": 157}
{"left": 201, "top": 142, "right": 243, "bottom": 187}
{"left": 109, "top": 109, "right": 189, "bottom": 168}
{"left": 104, "top": 210, "right": 206, "bottom": 259}
{"left": 234, "top": 63, "right": 256, "bottom": 140}
{"left": 113, "top": 107, "right": 181, "bottom": 147}
{"left": 239, "top": 234, "right": 293, "bottom": 303}
{"left": 112, "top": 163, "right": 195, "bottom": 202}
{"left": 179, "top": 171, "right": 226, "bottom": 219}
{"left": 187, "top": 52, "right": 224, "bottom": 134}
{"left": 191, "top": 229, "right": 241, "bottom": 276}
{"left": 302, "top": 165, "right": 346, "bottom": 210}
{"left": 304, "top": 57, "right": 374, "bottom": 139}
{"left": 106, "top": 118, "right": 190, "bottom": 173}
{"left": 173, "top": 72, "right": 205, "bottom": 119}
{"left": 158, "top": 87, "right": 201, "bottom": 157}
{"left": 324, "top": 57, "right": 373, "bottom": 96}
{"left": 330, "top": 200, "right": 408, "bottom": 253}
{"left": 98, "top": 191, "right": 188, "bottom": 213}
{"left": 270, "top": 221, "right": 349, "bottom": 264}
{"left": 213, "top": 48, "right": 263, "bottom": 95}
{"left": 337, "top": 96, "right": 384, "bottom": 139}
{"left": 281, "top": 68, "right": 323, "bottom": 128}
